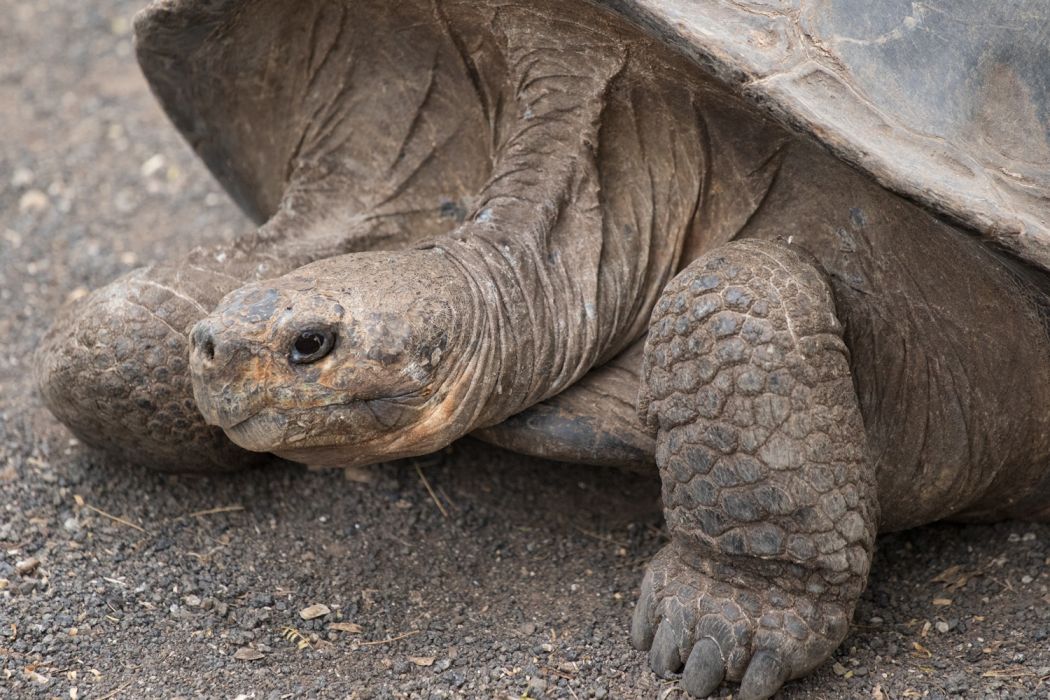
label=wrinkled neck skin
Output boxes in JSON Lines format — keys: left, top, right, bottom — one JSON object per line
{"left": 266, "top": 8, "right": 709, "bottom": 466}
{"left": 397, "top": 7, "right": 709, "bottom": 446}
{"left": 212, "top": 0, "right": 794, "bottom": 468}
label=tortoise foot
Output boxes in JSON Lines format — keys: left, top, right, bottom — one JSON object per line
{"left": 632, "top": 546, "right": 847, "bottom": 699}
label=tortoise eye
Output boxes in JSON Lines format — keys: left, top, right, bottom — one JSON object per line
{"left": 290, "top": 329, "right": 335, "bottom": 364}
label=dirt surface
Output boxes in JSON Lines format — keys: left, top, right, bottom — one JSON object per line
{"left": 2, "top": 1, "right": 1050, "bottom": 698}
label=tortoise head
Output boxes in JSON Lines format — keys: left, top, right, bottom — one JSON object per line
{"left": 188, "top": 250, "right": 477, "bottom": 467}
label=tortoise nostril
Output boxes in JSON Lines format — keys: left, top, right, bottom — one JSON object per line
{"left": 192, "top": 323, "right": 217, "bottom": 362}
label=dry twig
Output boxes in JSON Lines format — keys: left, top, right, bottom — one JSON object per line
{"left": 415, "top": 464, "right": 449, "bottom": 519}
{"left": 83, "top": 505, "right": 146, "bottom": 533}
{"left": 97, "top": 682, "right": 131, "bottom": 700}
{"left": 188, "top": 505, "right": 245, "bottom": 518}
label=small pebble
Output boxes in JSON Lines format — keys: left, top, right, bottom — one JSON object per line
{"left": 11, "top": 167, "right": 33, "bottom": 188}
{"left": 528, "top": 677, "right": 547, "bottom": 693}
{"left": 18, "top": 190, "right": 49, "bottom": 213}
{"left": 15, "top": 557, "right": 40, "bottom": 576}
{"left": 113, "top": 188, "right": 137, "bottom": 213}
{"left": 233, "top": 647, "right": 264, "bottom": 661}
{"left": 140, "top": 154, "right": 166, "bottom": 178}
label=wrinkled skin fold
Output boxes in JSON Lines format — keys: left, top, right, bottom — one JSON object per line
{"left": 36, "top": 0, "right": 1050, "bottom": 697}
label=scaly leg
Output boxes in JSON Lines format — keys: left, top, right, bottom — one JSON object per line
{"left": 633, "top": 239, "right": 878, "bottom": 699}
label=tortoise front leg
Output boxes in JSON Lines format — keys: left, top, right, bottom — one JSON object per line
{"left": 634, "top": 240, "right": 878, "bottom": 698}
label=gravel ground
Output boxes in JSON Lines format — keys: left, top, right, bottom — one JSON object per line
{"left": 2, "top": 1, "right": 1050, "bottom": 698}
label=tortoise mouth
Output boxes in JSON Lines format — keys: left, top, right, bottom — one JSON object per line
{"left": 222, "top": 409, "right": 289, "bottom": 452}
{"left": 215, "top": 396, "right": 422, "bottom": 458}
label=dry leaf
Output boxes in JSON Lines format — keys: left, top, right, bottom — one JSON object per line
{"left": 299, "top": 603, "right": 331, "bottom": 620}
{"left": 281, "top": 626, "right": 311, "bottom": 650}
{"left": 234, "top": 647, "right": 264, "bottom": 661}
{"left": 25, "top": 668, "right": 50, "bottom": 685}
{"left": 912, "top": 641, "right": 932, "bottom": 658}
{"left": 329, "top": 622, "right": 364, "bottom": 634}
{"left": 931, "top": 564, "right": 971, "bottom": 590}
{"left": 932, "top": 565, "right": 961, "bottom": 583}
{"left": 932, "top": 598, "right": 953, "bottom": 606}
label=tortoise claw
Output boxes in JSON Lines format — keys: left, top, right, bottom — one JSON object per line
{"left": 739, "top": 649, "right": 789, "bottom": 700}
{"left": 682, "top": 638, "right": 725, "bottom": 698}
{"left": 630, "top": 569, "right": 658, "bottom": 650}
{"left": 649, "top": 619, "right": 684, "bottom": 678}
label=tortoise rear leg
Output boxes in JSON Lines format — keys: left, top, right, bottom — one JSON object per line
{"left": 633, "top": 240, "right": 878, "bottom": 698}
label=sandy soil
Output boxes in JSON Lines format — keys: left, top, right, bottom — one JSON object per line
{"left": 2, "top": 1, "right": 1049, "bottom": 698}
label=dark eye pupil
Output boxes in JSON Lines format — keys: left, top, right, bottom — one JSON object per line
{"left": 289, "top": 328, "right": 335, "bottom": 365}
{"left": 295, "top": 333, "right": 324, "bottom": 356}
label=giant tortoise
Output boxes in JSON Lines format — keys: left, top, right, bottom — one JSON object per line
{"left": 36, "top": 0, "right": 1050, "bottom": 696}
